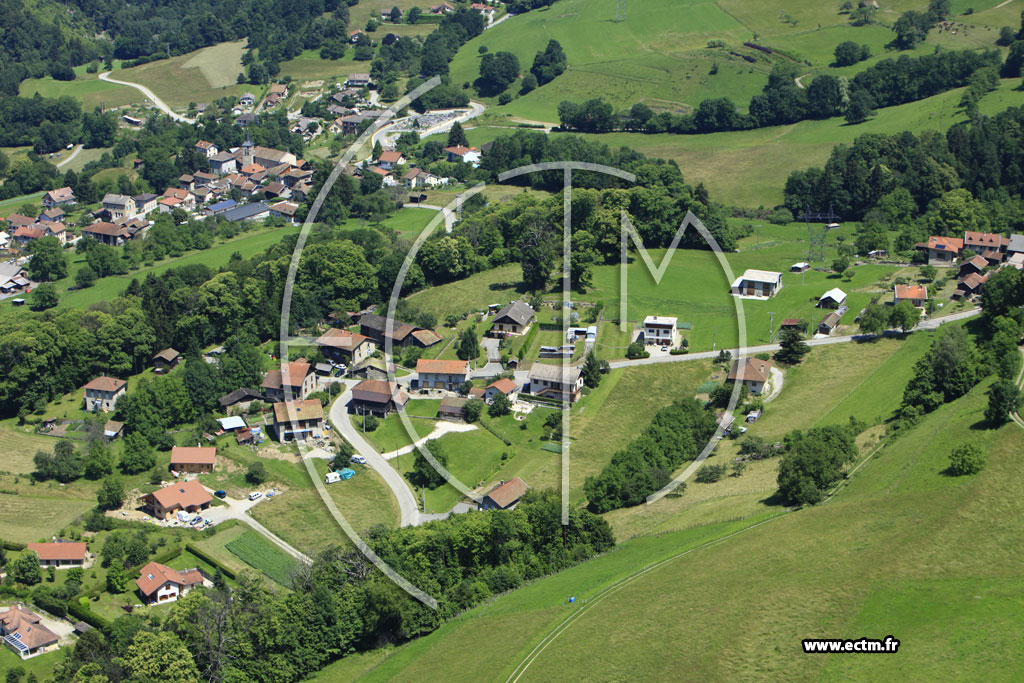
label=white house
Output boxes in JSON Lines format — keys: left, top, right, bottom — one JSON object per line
{"left": 642, "top": 315, "right": 678, "bottom": 346}
{"left": 528, "top": 363, "right": 583, "bottom": 403}
{"left": 135, "top": 562, "right": 207, "bottom": 605}
{"left": 416, "top": 359, "right": 470, "bottom": 391}
{"left": 730, "top": 269, "right": 783, "bottom": 298}
{"left": 817, "top": 288, "right": 847, "bottom": 309}
{"left": 727, "top": 357, "right": 773, "bottom": 395}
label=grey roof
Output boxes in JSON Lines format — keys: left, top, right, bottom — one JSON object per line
{"left": 0, "top": 263, "right": 26, "bottom": 284}
{"left": 102, "top": 193, "right": 132, "bottom": 206}
{"left": 221, "top": 202, "right": 270, "bottom": 222}
{"left": 218, "top": 388, "right": 263, "bottom": 407}
{"left": 1009, "top": 233, "right": 1024, "bottom": 254}
{"left": 494, "top": 301, "right": 535, "bottom": 327}
{"left": 528, "top": 363, "right": 581, "bottom": 384}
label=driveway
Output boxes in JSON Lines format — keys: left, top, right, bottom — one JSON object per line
{"left": 56, "top": 145, "right": 82, "bottom": 168}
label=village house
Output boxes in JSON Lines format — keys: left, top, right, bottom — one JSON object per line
{"left": 416, "top": 359, "right": 470, "bottom": 391}
{"left": 136, "top": 562, "right": 207, "bottom": 605}
{"left": 218, "top": 387, "right": 263, "bottom": 414}
{"left": 1, "top": 605, "right": 60, "bottom": 659}
{"left": 316, "top": 328, "right": 376, "bottom": 365}
{"left": 484, "top": 378, "right": 518, "bottom": 402}
{"left": 377, "top": 150, "right": 405, "bottom": 170}
{"left": 727, "top": 357, "right": 773, "bottom": 395}
{"left": 209, "top": 151, "right": 238, "bottom": 174}
{"left": 162, "top": 187, "right": 196, "bottom": 211}
{"left": 133, "top": 193, "right": 160, "bottom": 216}
{"left": 349, "top": 379, "right": 409, "bottom": 417}
{"left": 438, "top": 396, "right": 467, "bottom": 420}
{"left": 730, "top": 269, "right": 783, "bottom": 298}
{"left": 4, "top": 214, "right": 35, "bottom": 230}
{"left": 260, "top": 181, "right": 290, "bottom": 200}
{"left": 179, "top": 174, "right": 195, "bottom": 191}
{"left": 642, "top": 315, "right": 678, "bottom": 346}
{"left": 444, "top": 145, "right": 481, "bottom": 164}
{"left": 817, "top": 310, "right": 842, "bottom": 336}
{"left": 480, "top": 477, "right": 530, "bottom": 511}
{"left": 42, "top": 186, "right": 76, "bottom": 208}
{"left": 894, "top": 283, "right": 928, "bottom": 307}
{"left": 1008, "top": 233, "right": 1024, "bottom": 257}
{"left": 240, "top": 92, "right": 256, "bottom": 106}
{"left": 221, "top": 202, "right": 271, "bottom": 222}
{"left": 26, "top": 542, "right": 87, "bottom": 569}
{"left": 38, "top": 207, "right": 64, "bottom": 223}
{"left": 491, "top": 300, "right": 535, "bottom": 335}
{"left": 261, "top": 360, "right": 317, "bottom": 401}
{"left": 13, "top": 221, "right": 66, "bottom": 246}
{"left": 152, "top": 347, "right": 181, "bottom": 373}
{"left": 169, "top": 446, "right": 216, "bottom": 474}
{"left": 0, "top": 264, "right": 30, "bottom": 294}
{"left": 817, "top": 288, "right": 847, "bottom": 309}
{"left": 102, "top": 194, "right": 136, "bottom": 220}
{"left": 82, "top": 376, "right": 126, "bottom": 412}
{"left": 528, "top": 363, "right": 584, "bottom": 403}
{"left": 79, "top": 222, "right": 125, "bottom": 246}
{"left": 957, "top": 272, "right": 989, "bottom": 298}
{"left": 430, "top": 2, "right": 455, "bottom": 13}
{"left": 196, "top": 140, "right": 219, "bottom": 158}
{"left": 963, "top": 231, "right": 1008, "bottom": 257}
{"left": 403, "top": 167, "right": 446, "bottom": 189}
{"left": 917, "top": 235, "right": 963, "bottom": 266}
{"left": 204, "top": 199, "right": 238, "bottom": 216}
{"left": 958, "top": 254, "right": 988, "bottom": 278}
{"left": 273, "top": 399, "right": 325, "bottom": 442}
{"left": 358, "top": 313, "right": 441, "bottom": 348}
{"left": 269, "top": 201, "right": 299, "bottom": 223}
{"left": 346, "top": 73, "right": 372, "bottom": 87}
{"left": 144, "top": 479, "right": 212, "bottom": 520}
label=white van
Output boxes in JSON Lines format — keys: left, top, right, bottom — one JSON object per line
{"left": 248, "top": 491, "right": 262, "bottom": 501}
{"left": 351, "top": 454, "right": 367, "bottom": 465}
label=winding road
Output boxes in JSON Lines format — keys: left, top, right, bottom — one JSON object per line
{"left": 56, "top": 145, "right": 82, "bottom": 168}
{"left": 99, "top": 71, "right": 196, "bottom": 124}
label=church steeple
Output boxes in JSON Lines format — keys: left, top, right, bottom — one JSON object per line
{"left": 241, "top": 128, "right": 254, "bottom": 168}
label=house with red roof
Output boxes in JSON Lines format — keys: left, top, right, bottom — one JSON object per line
{"left": 894, "top": 284, "right": 928, "bottom": 307}
{"left": 135, "top": 561, "right": 207, "bottom": 605}
{"left": 144, "top": 479, "right": 212, "bottom": 520}
{"left": 82, "top": 376, "right": 127, "bottom": 412}
{"left": 26, "top": 542, "right": 87, "bottom": 568}
{"left": 480, "top": 477, "right": 529, "bottom": 510}
{"left": 261, "top": 360, "right": 316, "bottom": 402}
{"left": 169, "top": 446, "right": 216, "bottom": 474}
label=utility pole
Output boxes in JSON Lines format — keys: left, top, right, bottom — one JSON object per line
{"left": 712, "top": 326, "right": 717, "bottom": 351}
{"left": 768, "top": 312, "right": 775, "bottom": 343}
{"left": 756, "top": 224, "right": 761, "bottom": 250}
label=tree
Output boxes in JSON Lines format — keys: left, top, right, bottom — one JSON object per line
{"left": 775, "top": 329, "right": 810, "bottom": 365}
{"left": 985, "top": 379, "right": 1021, "bottom": 426}
{"left": 456, "top": 326, "right": 479, "bottom": 361}
{"left": 120, "top": 432, "right": 156, "bottom": 474}
{"left": 920, "top": 264, "right": 938, "bottom": 282}
{"left": 530, "top": 39, "right": 567, "bottom": 85}
{"left": 30, "top": 282, "right": 59, "bottom": 310}
{"left": 447, "top": 120, "right": 468, "bottom": 148}
{"left": 390, "top": 5, "right": 402, "bottom": 22}
{"left": 117, "top": 631, "right": 201, "bottom": 683}
{"left": 947, "top": 442, "right": 985, "bottom": 476}
{"left": 246, "top": 461, "right": 268, "bottom": 484}
{"left": 845, "top": 90, "right": 874, "bottom": 124}
{"left": 489, "top": 392, "right": 512, "bottom": 417}
{"left": 10, "top": 551, "right": 42, "bottom": 585}
{"left": 478, "top": 51, "right": 520, "bottom": 95}
{"left": 776, "top": 425, "right": 857, "bottom": 505}
{"left": 409, "top": 439, "right": 448, "bottom": 489}
{"left": 889, "top": 300, "right": 921, "bottom": 332}
{"left": 105, "top": 560, "right": 130, "bottom": 593}
{"left": 833, "top": 41, "right": 869, "bottom": 67}
{"left": 372, "top": 139, "right": 384, "bottom": 160}
{"left": 582, "top": 351, "right": 602, "bottom": 388}
{"left": 625, "top": 342, "right": 648, "bottom": 359}
{"left": 520, "top": 73, "right": 537, "bottom": 94}
{"left": 408, "top": 6, "right": 422, "bottom": 23}
{"left": 858, "top": 303, "right": 890, "bottom": 334}
{"left": 695, "top": 464, "right": 727, "bottom": 483}
{"left": 26, "top": 236, "right": 68, "bottom": 281}
{"left": 75, "top": 265, "right": 97, "bottom": 289}
{"left": 97, "top": 475, "right": 125, "bottom": 510}
{"left": 463, "top": 398, "right": 484, "bottom": 422}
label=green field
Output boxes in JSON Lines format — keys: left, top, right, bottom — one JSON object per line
{"left": 20, "top": 63, "right": 142, "bottom": 110}
{"left": 113, "top": 41, "right": 250, "bottom": 109}
{"left": 358, "top": 399, "right": 441, "bottom": 454}
{"left": 225, "top": 528, "right": 300, "bottom": 585}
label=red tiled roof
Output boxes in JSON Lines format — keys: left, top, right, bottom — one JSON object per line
{"left": 83, "top": 376, "right": 126, "bottom": 393}
{"left": 485, "top": 477, "right": 529, "bottom": 508}
{"left": 272, "top": 399, "right": 323, "bottom": 423}
{"left": 926, "top": 236, "right": 963, "bottom": 252}
{"left": 26, "top": 542, "right": 86, "bottom": 562}
{"left": 417, "top": 359, "right": 470, "bottom": 375}
{"left": 895, "top": 284, "right": 928, "bottom": 300}
{"left": 727, "top": 357, "right": 773, "bottom": 384}
{"left": 147, "top": 479, "right": 212, "bottom": 511}
{"left": 170, "top": 446, "right": 216, "bottom": 466}
{"left": 317, "top": 328, "right": 371, "bottom": 350}
{"left": 486, "top": 378, "right": 517, "bottom": 394}
{"left": 135, "top": 561, "right": 204, "bottom": 596}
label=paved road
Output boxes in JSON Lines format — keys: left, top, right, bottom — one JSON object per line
{"left": 99, "top": 71, "right": 196, "bottom": 124}
{"left": 56, "top": 144, "right": 82, "bottom": 168}
{"left": 330, "top": 381, "right": 422, "bottom": 527}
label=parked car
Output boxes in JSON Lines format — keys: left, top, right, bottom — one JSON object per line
{"left": 351, "top": 454, "right": 367, "bottom": 465}
{"left": 214, "top": 490, "right": 227, "bottom": 499}
{"left": 190, "top": 516, "right": 203, "bottom": 526}
{"left": 661, "top": 345, "right": 668, "bottom": 352}
{"left": 248, "top": 491, "right": 262, "bottom": 501}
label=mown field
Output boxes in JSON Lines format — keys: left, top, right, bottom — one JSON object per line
{"left": 20, "top": 63, "right": 142, "bottom": 110}
{"left": 113, "top": 41, "right": 251, "bottom": 109}
{"left": 225, "top": 528, "right": 299, "bottom": 585}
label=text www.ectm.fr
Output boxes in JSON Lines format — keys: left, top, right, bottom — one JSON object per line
{"left": 802, "top": 637, "right": 900, "bottom": 653}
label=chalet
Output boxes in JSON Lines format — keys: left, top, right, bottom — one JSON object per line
{"left": 480, "top": 477, "right": 529, "bottom": 511}
{"left": 817, "top": 311, "right": 842, "bottom": 336}
{"left": 209, "top": 151, "right": 238, "bottom": 174}
{"left": 359, "top": 313, "right": 439, "bottom": 348}
{"left": 158, "top": 196, "right": 184, "bottom": 213}
{"left": 444, "top": 145, "right": 481, "bottom": 164}
{"left": 349, "top": 379, "right": 408, "bottom": 417}
{"left": 1, "top": 605, "right": 60, "bottom": 659}
{"left": 240, "top": 92, "right": 256, "bottom": 106}
{"left": 403, "top": 168, "right": 446, "bottom": 188}
{"left": 727, "top": 357, "right": 773, "bottom": 395}
{"left": 42, "top": 186, "right": 75, "bottom": 208}
{"left": 192, "top": 171, "right": 217, "bottom": 187}
{"left": 963, "top": 231, "right": 1008, "bottom": 256}
{"left": 260, "top": 181, "right": 289, "bottom": 199}
{"left": 491, "top": 301, "right": 535, "bottom": 335}
{"left": 38, "top": 207, "right": 64, "bottom": 223}
{"left": 377, "top": 150, "right": 405, "bottom": 170}
{"left": 0, "top": 264, "right": 29, "bottom": 294}
{"left": 218, "top": 387, "right": 263, "bottom": 413}
{"left": 527, "top": 363, "right": 583, "bottom": 403}
{"left": 4, "top": 214, "right": 35, "bottom": 230}
{"left": 80, "top": 222, "right": 127, "bottom": 247}
{"left": 102, "top": 194, "right": 136, "bottom": 220}
{"left": 144, "top": 480, "right": 212, "bottom": 520}
{"left": 894, "top": 284, "right": 928, "bottom": 307}
{"left": 817, "top": 288, "right": 847, "bottom": 309}
{"left": 730, "top": 269, "right": 783, "bottom": 298}
{"left": 958, "top": 254, "right": 988, "bottom": 278}
{"left": 281, "top": 167, "right": 314, "bottom": 187}
{"left": 430, "top": 2, "right": 455, "bottom": 13}
{"left": 195, "top": 140, "right": 219, "bottom": 157}
{"left": 264, "top": 93, "right": 281, "bottom": 108}
{"left": 957, "top": 272, "right": 989, "bottom": 297}
{"left": 346, "top": 73, "right": 372, "bottom": 87}
{"left": 169, "top": 446, "right": 216, "bottom": 474}
{"left": 270, "top": 399, "right": 323, "bottom": 442}
{"left": 14, "top": 221, "right": 66, "bottom": 246}
{"left": 642, "top": 315, "right": 678, "bottom": 346}
{"left": 270, "top": 201, "right": 299, "bottom": 223}
{"left": 179, "top": 174, "right": 195, "bottom": 191}
{"left": 133, "top": 193, "right": 160, "bottom": 216}
{"left": 163, "top": 188, "right": 196, "bottom": 211}
{"left": 417, "top": 359, "right": 470, "bottom": 391}
{"left": 152, "top": 348, "right": 181, "bottom": 373}
{"left": 484, "top": 378, "right": 518, "bottom": 402}
{"left": 779, "top": 318, "right": 804, "bottom": 334}
{"left": 918, "top": 236, "right": 963, "bottom": 266}
{"left": 26, "top": 542, "right": 87, "bottom": 568}
{"left": 438, "top": 396, "right": 467, "bottom": 420}
{"left": 221, "top": 202, "right": 271, "bottom": 222}
{"left": 83, "top": 376, "right": 126, "bottom": 412}
{"left": 136, "top": 562, "right": 206, "bottom": 605}
{"left": 316, "top": 328, "right": 376, "bottom": 365}
{"left": 261, "top": 360, "right": 316, "bottom": 401}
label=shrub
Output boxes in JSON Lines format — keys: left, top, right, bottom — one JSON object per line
{"left": 947, "top": 442, "right": 985, "bottom": 476}
{"left": 246, "top": 461, "right": 268, "bottom": 484}
{"left": 695, "top": 464, "right": 727, "bottom": 483}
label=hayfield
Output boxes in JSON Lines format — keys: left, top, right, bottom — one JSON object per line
{"left": 225, "top": 528, "right": 299, "bottom": 585}
{"left": 115, "top": 42, "right": 251, "bottom": 108}
{"left": 181, "top": 41, "right": 248, "bottom": 88}
{"left": 0, "top": 491, "right": 94, "bottom": 544}
{"left": 20, "top": 64, "right": 142, "bottom": 110}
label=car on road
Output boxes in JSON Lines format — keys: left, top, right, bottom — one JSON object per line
{"left": 214, "top": 490, "right": 227, "bottom": 499}
{"left": 351, "top": 454, "right": 367, "bottom": 465}
{"left": 661, "top": 346, "right": 668, "bottom": 352}
{"left": 190, "top": 516, "right": 203, "bottom": 526}
{"left": 248, "top": 491, "right": 262, "bottom": 501}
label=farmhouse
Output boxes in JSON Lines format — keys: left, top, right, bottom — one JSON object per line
{"left": 1, "top": 605, "right": 59, "bottom": 659}
{"left": 196, "top": 140, "right": 219, "bottom": 157}
{"left": 417, "top": 359, "right": 470, "bottom": 391}
{"left": 273, "top": 399, "right": 325, "bottom": 442}
{"left": 208, "top": 151, "right": 238, "bottom": 174}
{"left": 26, "top": 542, "right": 87, "bottom": 568}
{"left": 438, "top": 396, "right": 467, "bottom": 420}
{"left": 1008, "top": 233, "right": 1024, "bottom": 257}
{"left": 42, "top": 186, "right": 75, "bottom": 207}
{"left": 730, "top": 269, "right": 783, "bottom": 298}
{"left": 484, "top": 378, "right": 518, "bottom": 402}
{"left": 957, "top": 272, "right": 989, "bottom": 298}
{"left": 38, "top": 207, "right": 64, "bottom": 223}
{"left": 102, "top": 194, "right": 136, "bottom": 220}
{"left": 81, "top": 221, "right": 133, "bottom": 246}
{"left": 133, "top": 193, "right": 159, "bottom": 215}
{"left": 82, "top": 376, "right": 126, "bottom": 412}
{"left": 491, "top": 300, "right": 535, "bottom": 335}
{"left": 349, "top": 379, "right": 408, "bottom": 417}
{"left": 642, "top": 315, "right": 678, "bottom": 346}
{"left": 316, "top": 328, "right": 375, "bottom": 365}
{"left": 377, "top": 150, "right": 405, "bottom": 169}
{"left": 528, "top": 363, "right": 583, "bottom": 403}
{"left": 136, "top": 562, "right": 207, "bottom": 605}
{"left": 144, "top": 480, "right": 212, "bottom": 520}
{"left": 240, "top": 93, "right": 255, "bottom": 106}
{"left": 480, "top": 477, "right": 529, "bottom": 511}
{"left": 963, "top": 231, "right": 1008, "bottom": 256}
{"left": 958, "top": 255, "right": 989, "bottom": 278}
{"left": 152, "top": 347, "right": 181, "bottom": 373}
{"left": 261, "top": 360, "right": 316, "bottom": 401}
{"left": 0, "top": 264, "right": 28, "bottom": 293}
{"left": 894, "top": 284, "right": 928, "bottom": 307}
{"left": 817, "top": 288, "right": 847, "bottom": 309}
{"left": 221, "top": 202, "right": 271, "bottom": 222}
{"left": 817, "top": 310, "right": 842, "bottom": 336}
{"left": 346, "top": 73, "right": 371, "bottom": 87}
{"left": 169, "top": 446, "right": 216, "bottom": 474}
{"left": 444, "top": 145, "right": 481, "bottom": 164}
{"left": 218, "top": 387, "right": 263, "bottom": 413}
{"left": 358, "top": 313, "right": 439, "bottom": 348}
{"left": 918, "top": 235, "right": 963, "bottom": 265}
{"left": 270, "top": 201, "right": 299, "bottom": 223}
{"left": 727, "top": 357, "right": 773, "bottom": 395}
{"left": 403, "top": 168, "right": 445, "bottom": 188}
